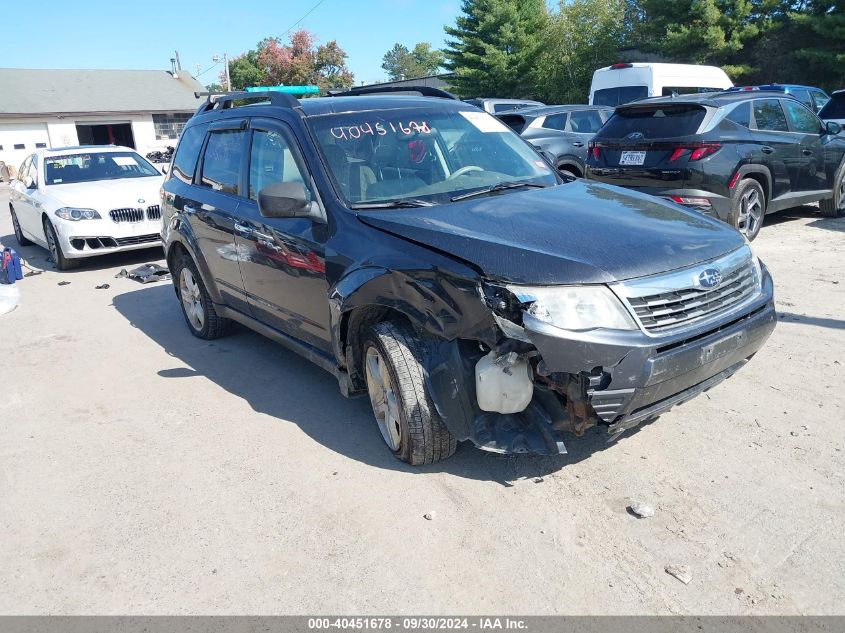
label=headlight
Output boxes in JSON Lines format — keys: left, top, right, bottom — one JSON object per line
{"left": 55, "top": 207, "right": 101, "bottom": 221}
{"left": 508, "top": 284, "right": 638, "bottom": 331}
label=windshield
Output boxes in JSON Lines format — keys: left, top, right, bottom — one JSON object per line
{"left": 307, "top": 106, "right": 557, "bottom": 206}
{"left": 44, "top": 151, "right": 160, "bottom": 185}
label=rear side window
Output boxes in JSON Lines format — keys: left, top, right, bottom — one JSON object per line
{"left": 810, "top": 90, "right": 830, "bottom": 112}
{"left": 541, "top": 113, "right": 568, "bottom": 131}
{"left": 725, "top": 102, "right": 751, "bottom": 128}
{"left": 569, "top": 110, "right": 605, "bottom": 133}
{"left": 200, "top": 129, "right": 246, "bottom": 195}
{"left": 593, "top": 86, "right": 648, "bottom": 107}
{"left": 819, "top": 95, "right": 845, "bottom": 119}
{"left": 171, "top": 123, "right": 208, "bottom": 184}
{"left": 752, "top": 99, "right": 788, "bottom": 132}
{"left": 782, "top": 99, "right": 822, "bottom": 134}
{"left": 598, "top": 105, "right": 706, "bottom": 140}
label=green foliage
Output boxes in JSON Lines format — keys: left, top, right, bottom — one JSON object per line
{"left": 444, "top": 0, "right": 549, "bottom": 98}
{"left": 538, "top": 0, "right": 628, "bottom": 103}
{"left": 789, "top": 0, "right": 845, "bottom": 89}
{"left": 227, "top": 30, "right": 354, "bottom": 93}
{"left": 382, "top": 42, "right": 446, "bottom": 80}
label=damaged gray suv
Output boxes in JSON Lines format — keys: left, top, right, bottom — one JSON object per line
{"left": 161, "top": 87, "right": 776, "bottom": 465}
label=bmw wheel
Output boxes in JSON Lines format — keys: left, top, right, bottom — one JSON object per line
{"left": 43, "top": 218, "right": 77, "bottom": 270}
{"left": 9, "top": 206, "right": 32, "bottom": 246}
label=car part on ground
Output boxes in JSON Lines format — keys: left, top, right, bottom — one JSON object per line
{"left": 160, "top": 90, "right": 776, "bottom": 465}
{"left": 115, "top": 263, "right": 172, "bottom": 284}
{"left": 586, "top": 90, "right": 845, "bottom": 239}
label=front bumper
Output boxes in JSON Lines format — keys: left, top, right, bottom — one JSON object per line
{"left": 523, "top": 267, "right": 776, "bottom": 439}
{"left": 55, "top": 219, "right": 162, "bottom": 259}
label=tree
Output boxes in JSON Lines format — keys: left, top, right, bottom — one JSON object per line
{"left": 444, "top": 0, "right": 549, "bottom": 98}
{"left": 382, "top": 42, "right": 446, "bottom": 80}
{"left": 790, "top": 0, "right": 845, "bottom": 89}
{"left": 226, "top": 30, "right": 354, "bottom": 92}
{"left": 538, "top": 0, "right": 628, "bottom": 103}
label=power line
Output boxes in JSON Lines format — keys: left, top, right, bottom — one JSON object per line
{"left": 196, "top": 60, "right": 222, "bottom": 78}
{"left": 283, "top": 0, "right": 329, "bottom": 35}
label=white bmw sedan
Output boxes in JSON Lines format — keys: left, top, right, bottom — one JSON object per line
{"left": 8, "top": 146, "right": 165, "bottom": 269}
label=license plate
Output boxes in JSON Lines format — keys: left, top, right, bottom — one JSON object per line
{"left": 701, "top": 330, "right": 746, "bottom": 364}
{"left": 620, "top": 151, "right": 646, "bottom": 166}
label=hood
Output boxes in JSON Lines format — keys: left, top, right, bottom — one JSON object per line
{"left": 45, "top": 176, "right": 164, "bottom": 212}
{"left": 357, "top": 180, "right": 745, "bottom": 285}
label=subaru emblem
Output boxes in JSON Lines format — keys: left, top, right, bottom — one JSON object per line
{"left": 696, "top": 268, "right": 722, "bottom": 289}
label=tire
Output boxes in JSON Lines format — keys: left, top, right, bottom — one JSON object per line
{"left": 728, "top": 178, "right": 766, "bottom": 241}
{"left": 172, "top": 253, "right": 232, "bottom": 339}
{"left": 819, "top": 167, "right": 845, "bottom": 218}
{"left": 558, "top": 165, "right": 579, "bottom": 179}
{"left": 362, "top": 320, "right": 457, "bottom": 465}
{"left": 42, "top": 218, "right": 78, "bottom": 270}
{"left": 9, "top": 206, "right": 32, "bottom": 246}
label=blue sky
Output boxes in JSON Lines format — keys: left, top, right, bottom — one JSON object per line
{"left": 0, "top": 0, "right": 461, "bottom": 86}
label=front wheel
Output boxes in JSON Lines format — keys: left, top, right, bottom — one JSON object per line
{"left": 728, "top": 179, "right": 766, "bottom": 241}
{"left": 43, "top": 218, "right": 77, "bottom": 270}
{"left": 819, "top": 168, "right": 845, "bottom": 218}
{"left": 10, "top": 206, "right": 32, "bottom": 246}
{"left": 362, "top": 320, "right": 457, "bottom": 465}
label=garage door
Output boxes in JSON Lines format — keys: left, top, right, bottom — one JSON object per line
{"left": 0, "top": 123, "right": 50, "bottom": 172}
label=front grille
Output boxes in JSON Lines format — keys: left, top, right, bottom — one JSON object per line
{"left": 114, "top": 234, "right": 160, "bottom": 246}
{"left": 616, "top": 247, "right": 760, "bottom": 334}
{"left": 110, "top": 207, "right": 144, "bottom": 223}
{"left": 146, "top": 205, "right": 161, "bottom": 220}
{"left": 628, "top": 261, "right": 757, "bottom": 332}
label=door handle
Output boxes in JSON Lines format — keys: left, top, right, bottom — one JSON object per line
{"left": 572, "top": 141, "right": 584, "bottom": 147}
{"left": 183, "top": 203, "right": 197, "bottom": 213}
{"left": 234, "top": 222, "right": 253, "bottom": 236}
{"left": 802, "top": 149, "right": 812, "bottom": 155}
{"left": 761, "top": 146, "right": 774, "bottom": 154}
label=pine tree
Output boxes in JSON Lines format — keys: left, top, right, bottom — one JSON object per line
{"left": 444, "top": 0, "right": 549, "bottom": 98}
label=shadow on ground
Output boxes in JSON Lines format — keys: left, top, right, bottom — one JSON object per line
{"left": 112, "top": 284, "right": 649, "bottom": 484}
{"left": 763, "top": 205, "right": 845, "bottom": 233}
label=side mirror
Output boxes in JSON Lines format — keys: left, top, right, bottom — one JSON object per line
{"left": 258, "top": 182, "right": 315, "bottom": 219}
{"left": 825, "top": 121, "right": 842, "bottom": 136}
{"left": 24, "top": 175, "right": 36, "bottom": 189}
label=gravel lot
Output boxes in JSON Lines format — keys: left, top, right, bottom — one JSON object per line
{"left": 1, "top": 184, "right": 843, "bottom": 615}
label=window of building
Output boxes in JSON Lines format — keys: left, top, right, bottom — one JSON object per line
{"left": 35, "top": 142, "right": 47, "bottom": 149}
{"left": 14, "top": 144, "right": 25, "bottom": 150}
{"left": 152, "top": 112, "right": 193, "bottom": 140}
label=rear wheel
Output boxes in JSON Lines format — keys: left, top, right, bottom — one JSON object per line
{"left": 362, "top": 320, "right": 457, "bottom": 465}
{"left": 9, "top": 206, "right": 32, "bottom": 246}
{"left": 43, "top": 218, "right": 77, "bottom": 270}
{"left": 172, "top": 254, "right": 231, "bottom": 339}
{"left": 819, "top": 168, "right": 845, "bottom": 218}
{"left": 728, "top": 179, "right": 766, "bottom": 241}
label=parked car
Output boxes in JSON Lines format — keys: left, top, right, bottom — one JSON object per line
{"left": 589, "top": 63, "right": 733, "bottom": 107}
{"left": 161, "top": 88, "right": 775, "bottom": 465}
{"left": 727, "top": 84, "right": 830, "bottom": 113}
{"left": 586, "top": 91, "right": 845, "bottom": 240}
{"left": 497, "top": 105, "right": 613, "bottom": 177}
{"left": 8, "top": 146, "right": 165, "bottom": 269}
{"left": 464, "top": 97, "right": 545, "bottom": 114}
{"left": 820, "top": 89, "right": 845, "bottom": 130}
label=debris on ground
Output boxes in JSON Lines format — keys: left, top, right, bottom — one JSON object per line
{"left": 629, "top": 501, "right": 655, "bottom": 518}
{"left": 665, "top": 564, "right": 693, "bottom": 584}
{"left": 0, "top": 284, "right": 20, "bottom": 315}
{"left": 115, "top": 263, "right": 171, "bottom": 284}
{"left": 57, "top": 281, "right": 70, "bottom": 286}
{"left": 423, "top": 511, "right": 437, "bottom": 521}
{"left": 95, "top": 284, "right": 110, "bottom": 290}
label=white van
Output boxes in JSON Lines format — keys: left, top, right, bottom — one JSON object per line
{"left": 589, "top": 63, "right": 733, "bottom": 107}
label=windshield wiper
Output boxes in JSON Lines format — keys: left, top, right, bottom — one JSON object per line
{"left": 350, "top": 198, "right": 436, "bottom": 209}
{"left": 450, "top": 181, "right": 548, "bottom": 202}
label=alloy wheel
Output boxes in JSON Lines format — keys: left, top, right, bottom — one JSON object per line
{"left": 11, "top": 212, "right": 23, "bottom": 241}
{"left": 364, "top": 347, "right": 402, "bottom": 451}
{"left": 179, "top": 267, "right": 205, "bottom": 331}
{"left": 738, "top": 187, "right": 763, "bottom": 237}
{"left": 44, "top": 223, "right": 58, "bottom": 261}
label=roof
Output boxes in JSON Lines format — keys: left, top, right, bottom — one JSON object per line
{"left": 0, "top": 68, "right": 204, "bottom": 116}
{"left": 619, "top": 90, "right": 793, "bottom": 108}
{"left": 500, "top": 104, "right": 613, "bottom": 118}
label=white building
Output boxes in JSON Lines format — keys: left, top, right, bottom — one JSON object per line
{"left": 0, "top": 68, "right": 204, "bottom": 170}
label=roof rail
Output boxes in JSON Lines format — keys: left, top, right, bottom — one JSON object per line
{"left": 193, "top": 90, "right": 300, "bottom": 116}
{"left": 327, "top": 85, "right": 459, "bottom": 100}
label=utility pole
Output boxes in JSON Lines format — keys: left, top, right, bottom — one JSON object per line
{"left": 224, "top": 53, "right": 231, "bottom": 92}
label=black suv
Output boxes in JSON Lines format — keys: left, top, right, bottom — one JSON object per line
{"left": 161, "top": 89, "right": 775, "bottom": 465}
{"left": 586, "top": 91, "right": 845, "bottom": 240}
